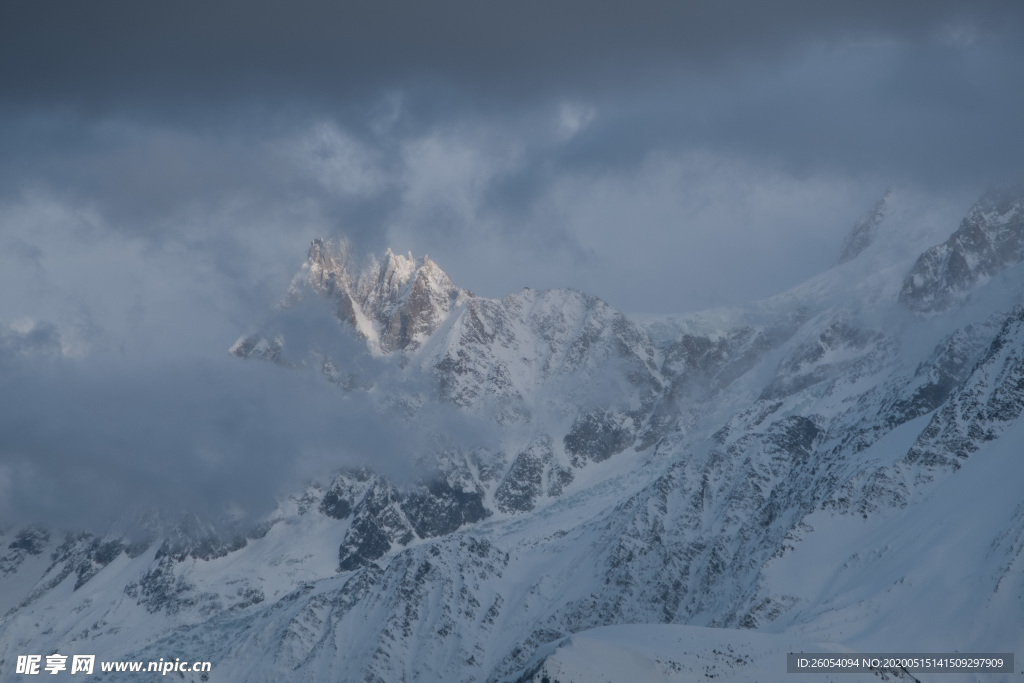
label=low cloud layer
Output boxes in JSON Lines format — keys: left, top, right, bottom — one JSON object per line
{"left": 0, "top": 307, "right": 478, "bottom": 532}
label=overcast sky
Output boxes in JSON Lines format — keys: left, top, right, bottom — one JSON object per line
{"left": 1, "top": 0, "right": 1022, "bottom": 530}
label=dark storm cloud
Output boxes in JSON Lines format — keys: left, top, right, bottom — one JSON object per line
{"left": 2, "top": 0, "right": 1021, "bottom": 111}
{"left": 683, "top": 40, "right": 1024, "bottom": 189}
{"left": 2, "top": 0, "right": 1023, "bottom": 531}
{"left": 2, "top": 0, "right": 1022, "bottom": 221}
{"left": 0, "top": 114, "right": 397, "bottom": 251}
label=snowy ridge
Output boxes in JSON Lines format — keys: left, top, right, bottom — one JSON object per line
{"left": 900, "top": 185, "right": 1024, "bottom": 313}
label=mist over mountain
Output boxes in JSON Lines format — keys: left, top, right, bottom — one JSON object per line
{"left": 3, "top": 2, "right": 1024, "bottom": 680}
{"left": 2, "top": 186, "right": 1024, "bottom": 681}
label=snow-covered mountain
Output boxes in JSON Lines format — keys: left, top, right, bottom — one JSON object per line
{"left": 2, "top": 187, "right": 1024, "bottom": 682}
{"left": 900, "top": 186, "right": 1024, "bottom": 313}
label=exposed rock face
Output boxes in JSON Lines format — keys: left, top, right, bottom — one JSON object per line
{"left": 236, "top": 238, "right": 463, "bottom": 356}
{"left": 904, "top": 305, "right": 1024, "bottom": 471}
{"left": 493, "top": 437, "right": 576, "bottom": 513}
{"left": 318, "top": 470, "right": 491, "bottom": 571}
{"left": 401, "top": 480, "right": 489, "bottom": 539}
{"left": 879, "top": 320, "right": 998, "bottom": 430}
{"left": 0, "top": 528, "right": 49, "bottom": 577}
{"left": 564, "top": 409, "right": 637, "bottom": 466}
{"left": 900, "top": 186, "right": 1024, "bottom": 313}
{"left": 337, "top": 479, "right": 416, "bottom": 572}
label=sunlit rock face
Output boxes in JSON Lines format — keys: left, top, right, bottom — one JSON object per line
{"left": 278, "top": 238, "right": 464, "bottom": 353}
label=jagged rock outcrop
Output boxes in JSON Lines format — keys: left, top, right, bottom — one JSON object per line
{"left": 304, "top": 238, "right": 463, "bottom": 353}
{"left": 564, "top": 409, "right": 637, "bottom": 466}
{"left": 233, "top": 239, "right": 463, "bottom": 358}
{"left": 904, "top": 305, "right": 1024, "bottom": 472}
{"left": 494, "top": 437, "right": 575, "bottom": 513}
{"left": 900, "top": 186, "right": 1024, "bottom": 313}
{"left": 0, "top": 528, "right": 49, "bottom": 577}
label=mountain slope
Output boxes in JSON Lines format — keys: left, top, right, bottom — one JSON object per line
{"left": 2, "top": 187, "right": 1023, "bottom": 682}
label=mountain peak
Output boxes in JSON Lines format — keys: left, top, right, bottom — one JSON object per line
{"left": 302, "top": 240, "right": 462, "bottom": 353}
{"left": 233, "top": 239, "right": 463, "bottom": 358}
